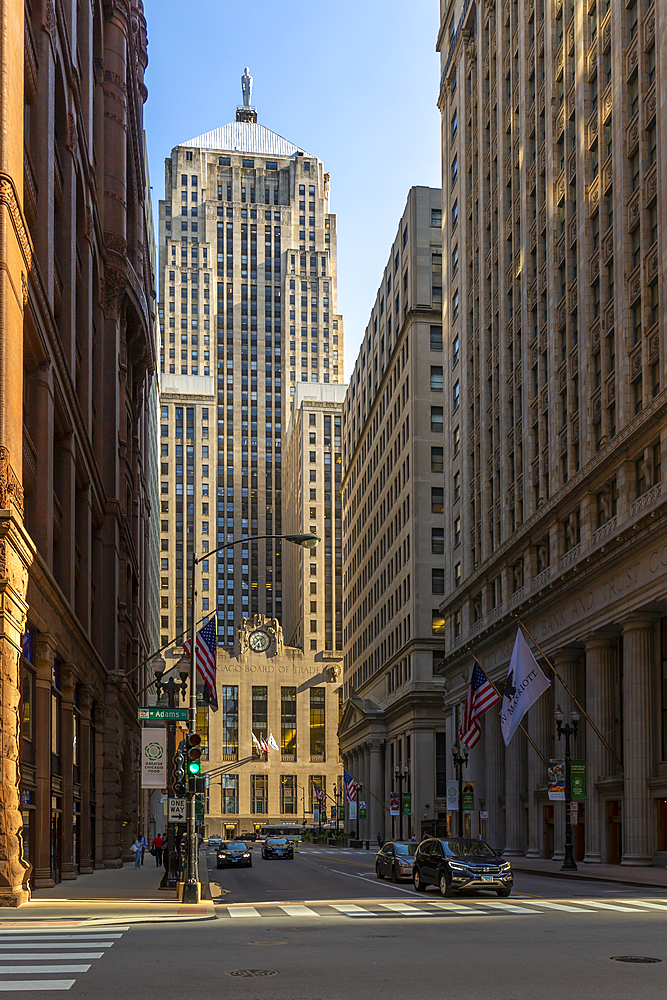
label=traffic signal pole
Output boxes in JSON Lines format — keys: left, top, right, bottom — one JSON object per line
{"left": 182, "top": 548, "right": 201, "bottom": 905}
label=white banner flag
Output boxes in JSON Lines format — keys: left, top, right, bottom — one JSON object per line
{"left": 500, "top": 629, "right": 551, "bottom": 745}
{"left": 141, "top": 728, "right": 167, "bottom": 788}
{"left": 446, "top": 780, "right": 459, "bottom": 811}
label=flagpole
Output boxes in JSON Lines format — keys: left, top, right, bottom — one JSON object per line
{"left": 512, "top": 615, "right": 623, "bottom": 771}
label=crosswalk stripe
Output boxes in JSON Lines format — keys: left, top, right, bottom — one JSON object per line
{"left": 377, "top": 903, "right": 430, "bottom": 915}
{"left": 0, "top": 953, "right": 105, "bottom": 960}
{"left": 330, "top": 904, "right": 369, "bottom": 914}
{"left": 468, "top": 901, "right": 541, "bottom": 914}
{"left": 0, "top": 966, "right": 91, "bottom": 975}
{"left": 0, "top": 935, "right": 124, "bottom": 941}
{"left": 0, "top": 982, "right": 76, "bottom": 991}
{"left": 0, "top": 943, "right": 114, "bottom": 950}
{"left": 584, "top": 900, "right": 652, "bottom": 913}
{"left": 531, "top": 901, "right": 596, "bottom": 913}
{"left": 227, "top": 907, "right": 260, "bottom": 918}
{"left": 426, "top": 901, "right": 484, "bottom": 915}
{"left": 620, "top": 900, "right": 667, "bottom": 911}
{"left": 278, "top": 905, "right": 319, "bottom": 917}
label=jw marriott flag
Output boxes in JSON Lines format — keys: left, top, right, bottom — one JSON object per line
{"left": 500, "top": 628, "right": 550, "bottom": 745}
{"left": 183, "top": 616, "right": 219, "bottom": 712}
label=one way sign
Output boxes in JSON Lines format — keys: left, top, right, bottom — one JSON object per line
{"left": 168, "top": 798, "right": 186, "bottom": 822}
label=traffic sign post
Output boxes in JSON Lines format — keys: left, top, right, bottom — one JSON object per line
{"left": 169, "top": 798, "right": 187, "bottom": 823}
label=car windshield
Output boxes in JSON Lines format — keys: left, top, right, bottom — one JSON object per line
{"left": 223, "top": 843, "right": 248, "bottom": 851}
{"left": 267, "top": 838, "right": 287, "bottom": 845}
{"left": 443, "top": 839, "right": 496, "bottom": 859}
{"left": 394, "top": 843, "right": 418, "bottom": 857}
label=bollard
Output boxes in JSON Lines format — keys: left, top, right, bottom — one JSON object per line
{"left": 295, "top": 838, "right": 300, "bottom": 852}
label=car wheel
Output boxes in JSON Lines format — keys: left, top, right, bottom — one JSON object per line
{"left": 376, "top": 864, "right": 385, "bottom": 880}
{"left": 413, "top": 868, "right": 427, "bottom": 892}
{"left": 248, "top": 860, "right": 252, "bottom": 868}
{"left": 391, "top": 865, "right": 399, "bottom": 884}
{"left": 216, "top": 862, "right": 222, "bottom": 869}
{"left": 439, "top": 872, "right": 453, "bottom": 897}
{"left": 496, "top": 886, "right": 511, "bottom": 897}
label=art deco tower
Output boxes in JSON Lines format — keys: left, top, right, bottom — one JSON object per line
{"left": 157, "top": 73, "right": 343, "bottom": 651}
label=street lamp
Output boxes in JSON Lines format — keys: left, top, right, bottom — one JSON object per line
{"left": 394, "top": 764, "right": 409, "bottom": 841}
{"left": 451, "top": 741, "right": 469, "bottom": 838}
{"left": 182, "top": 531, "right": 320, "bottom": 904}
{"left": 555, "top": 704, "right": 580, "bottom": 871}
{"left": 154, "top": 657, "right": 189, "bottom": 891}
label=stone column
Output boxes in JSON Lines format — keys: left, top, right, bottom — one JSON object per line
{"left": 621, "top": 614, "right": 657, "bottom": 866}
{"left": 484, "top": 709, "right": 504, "bottom": 852}
{"left": 584, "top": 633, "right": 617, "bottom": 863}
{"left": 368, "top": 740, "right": 383, "bottom": 845}
{"left": 78, "top": 686, "right": 94, "bottom": 874}
{"left": 551, "top": 649, "right": 582, "bottom": 860}
{"left": 359, "top": 745, "right": 369, "bottom": 842}
{"left": 59, "top": 666, "right": 76, "bottom": 880}
{"left": 504, "top": 728, "right": 524, "bottom": 855}
{"left": 526, "top": 681, "right": 551, "bottom": 857}
{"left": 33, "top": 635, "right": 56, "bottom": 888}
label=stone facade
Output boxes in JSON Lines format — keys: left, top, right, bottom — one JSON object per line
{"left": 436, "top": 0, "right": 667, "bottom": 863}
{"left": 203, "top": 617, "right": 342, "bottom": 835}
{"left": 0, "top": 1, "right": 157, "bottom": 906}
{"left": 338, "top": 187, "right": 447, "bottom": 841}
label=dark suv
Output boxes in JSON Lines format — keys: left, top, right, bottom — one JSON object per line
{"left": 412, "top": 838, "right": 513, "bottom": 897}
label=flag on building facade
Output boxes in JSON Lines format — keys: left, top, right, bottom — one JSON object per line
{"left": 460, "top": 659, "right": 501, "bottom": 748}
{"left": 182, "top": 615, "right": 219, "bottom": 711}
{"left": 344, "top": 768, "right": 361, "bottom": 803}
{"left": 259, "top": 735, "right": 270, "bottom": 753}
{"left": 313, "top": 783, "right": 327, "bottom": 809}
{"left": 251, "top": 732, "right": 262, "bottom": 752}
{"left": 500, "top": 628, "right": 551, "bottom": 745}
{"left": 268, "top": 732, "right": 280, "bottom": 751}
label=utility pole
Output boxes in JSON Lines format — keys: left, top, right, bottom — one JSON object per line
{"left": 154, "top": 663, "right": 188, "bottom": 890}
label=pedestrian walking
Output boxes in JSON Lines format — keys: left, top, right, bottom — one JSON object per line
{"left": 131, "top": 837, "right": 142, "bottom": 869}
{"left": 140, "top": 834, "right": 148, "bottom": 865}
{"left": 377, "top": 831, "right": 382, "bottom": 847}
{"left": 151, "top": 833, "right": 165, "bottom": 866}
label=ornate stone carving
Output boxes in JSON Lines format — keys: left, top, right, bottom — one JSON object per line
{"left": 43, "top": 0, "right": 56, "bottom": 32}
{"left": 325, "top": 663, "right": 341, "bottom": 681}
{"left": 0, "top": 447, "right": 24, "bottom": 515}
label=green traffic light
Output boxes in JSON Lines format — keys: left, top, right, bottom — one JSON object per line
{"left": 188, "top": 761, "right": 201, "bottom": 774}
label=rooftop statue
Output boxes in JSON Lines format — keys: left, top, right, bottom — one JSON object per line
{"left": 241, "top": 67, "right": 253, "bottom": 108}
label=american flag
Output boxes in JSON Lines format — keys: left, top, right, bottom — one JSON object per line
{"left": 344, "top": 768, "right": 361, "bottom": 803}
{"left": 460, "top": 659, "right": 501, "bottom": 748}
{"left": 183, "top": 616, "right": 218, "bottom": 712}
{"left": 313, "top": 783, "right": 327, "bottom": 809}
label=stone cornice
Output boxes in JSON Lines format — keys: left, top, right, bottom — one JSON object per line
{"left": 439, "top": 388, "right": 667, "bottom": 617}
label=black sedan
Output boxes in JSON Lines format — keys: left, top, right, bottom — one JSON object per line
{"left": 216, "top": 841, "right": 252, "bottom": 869}
{"left": 412, "top": 838, "right": 513, "bottom": 897}
{"left": 261, "top": 837, "right": 294, "bottom": 860}
{"left": 375, "top": 841, "right": 418, "bottom": 882}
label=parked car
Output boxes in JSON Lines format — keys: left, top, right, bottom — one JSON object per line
{"left": 375, "top": 841, "right": 418, "bottom": 882}
{"left": 412, "top": 838, "right": 513, "bottom": 897}
{"left": 216, "top": 841, "right": 252, "bottom": 869}
{"left": 262, "top": 837, "right": 294, "bottom": 860}
{"left": 208, "top": 835, "right": 223, "bottom": 848}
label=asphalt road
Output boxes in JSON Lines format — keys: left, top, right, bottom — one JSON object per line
{"left": 2, "top": 845, "right": 666, "bottom": 1000}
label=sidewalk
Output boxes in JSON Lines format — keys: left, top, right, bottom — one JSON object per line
{"left": 507, "top": 855, "right": 667, "bottom": 889}
{"left": 0, "top": 852, "right": 215, "bottom": 926}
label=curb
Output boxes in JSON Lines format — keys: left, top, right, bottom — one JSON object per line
{"left": 510, "top": 862, "right": 667, "bottom": 890}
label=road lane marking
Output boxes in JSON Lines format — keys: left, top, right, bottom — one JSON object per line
{"left": 0, "top": 966, "right": 91, "bottom": 975}
{"left": 278, "top": 905, "right": 319, "bottom": 917}
{"left": 0, "top": 935, "right": 123, "bottom": 941}
{"left": 330, "top": 904, "right": 369, "bottom": 914}
{"left": 426, "top": 901, "right": 486, "bottom": 915}
{"left": 0, "top": 943, "right": 114, "bottom": 950}
{"left": 0, "top": 953, "right": 105, "bottom": 960}
{"left": 584, "top": 900, "right": 653, "bottom": 913}
{"left": 467, "top": 901, "right": 540, "bottom": 914}
{"left": 377, "top": 903, "right": 431, "bottom": 915}
{"left": 619, "top": 900, "right": 667, "bottom": 911}
{"left": 227, "top": 907, "right": 261, "bottom": 918}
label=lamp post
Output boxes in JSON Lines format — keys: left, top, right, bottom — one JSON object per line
{"left": 394, "top": 764, "right": 409, "bottom": 841}
{"left": 182, "top": 531, "right": 320, "bottom": 904}
{"left": 451, "top": 741, "right": 469, "bottom": 838}
{"left": 555, "top": 704, "right": 580, "bottom": 872}
{"left": 154, "top": 658, "right": 189, "bottom": 890}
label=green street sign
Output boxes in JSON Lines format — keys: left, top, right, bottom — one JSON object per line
{"left": 138, "top": 707, "right": 189, "bottom": 722}
{"left": 571, "top": 759, "right": 586, "bottom": 801}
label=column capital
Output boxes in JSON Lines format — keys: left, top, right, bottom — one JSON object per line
{"left": 367, "top": 739, "right": 384, "bottom": 753}
{"left": 583, "top": 629, "right": 620, "bottom": 650}
{"left": 551, "top": 646, "right": 584, "bottom": 666}
{"left": 621, "top": 611, "right": 660, "bottom": 632}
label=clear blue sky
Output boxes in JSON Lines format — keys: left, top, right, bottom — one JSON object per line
{"left": 142, "top": 0, "right": 442, "bottom": 379}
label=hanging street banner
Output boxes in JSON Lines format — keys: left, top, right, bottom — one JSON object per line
{"left": 141, "top": 728, "right": 167, "bottom": 788}
{"left": 348, "top": 800, "right": 357, "bottom": 821}
{"left": 390, "top": 793, "right": 400, "bottom": 816}
{"left": 330, "top": 805, "right": 337, "bottom": 820}
{"left": 359, "top": 800, "right": 367, "bottom": 819}
{"left": 402, "top": 793, "right": 412, "bottom": 816}
{"left": 139, "top": 707, "right": 189, "bottom": 722}
{"left": 571, "top": 759, "right": 587, "bottom": 800}
{"left": 462, "top": 781, "right": 475, "bottom": 811}
{"left": 446, "top": 780, "right": 459, "bottom": 811}
{"left": 547, "top": 760, "right": 565, "bottom": 800}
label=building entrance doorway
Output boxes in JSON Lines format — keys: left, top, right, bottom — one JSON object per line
{"left": 657, "top": 799, "right": 667, "bottom": 850}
